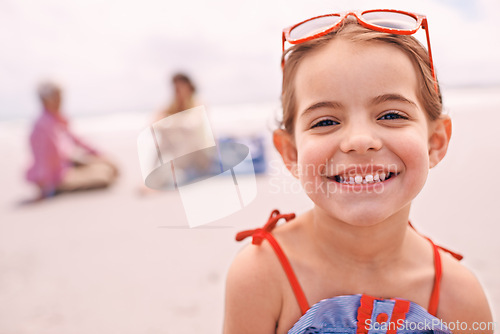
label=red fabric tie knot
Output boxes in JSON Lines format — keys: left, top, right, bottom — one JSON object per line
{"left": 235, "top": 210, "right": 295, "bottom": 244}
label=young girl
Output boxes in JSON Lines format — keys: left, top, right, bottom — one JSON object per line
{"left": 224, "top": 10, "right": 493, "bottom": 334}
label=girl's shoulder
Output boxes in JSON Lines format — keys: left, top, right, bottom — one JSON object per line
{"left": 437, "top": 250, "right": 493, "bottom": 332}
{"left": 224, "top": 213, "right": 307, "bottom": 333}
{"left": 224, "top": 231, "right": 288, "bottom": 333}
{"left": 226, "top": 211, "right": 306, "bottom": 303}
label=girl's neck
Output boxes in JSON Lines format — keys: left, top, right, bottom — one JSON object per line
{"left": 306, "top": 205, "right": 411, "bottom": 269}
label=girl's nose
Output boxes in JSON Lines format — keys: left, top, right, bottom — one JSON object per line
{"left": 339, "top": 123, "right": 383, "bottom": 154}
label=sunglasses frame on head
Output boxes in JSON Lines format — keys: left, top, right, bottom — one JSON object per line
{"left": 281, "top": 9, "right": 438, "bottom": 92}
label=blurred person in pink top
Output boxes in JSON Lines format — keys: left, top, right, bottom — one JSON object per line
{"left": 26, "top": 81, "right": 119, "bottom": 198}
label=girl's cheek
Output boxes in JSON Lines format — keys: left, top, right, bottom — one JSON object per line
{"left": 395, "top": 134, "right": 432, "bottom": 172}
{"left": 297, "top": 141, "right": 335, "bottom": 178}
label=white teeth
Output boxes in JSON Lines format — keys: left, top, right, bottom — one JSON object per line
{"left": 334, "top": 172, "right": 393, "bottom": 184}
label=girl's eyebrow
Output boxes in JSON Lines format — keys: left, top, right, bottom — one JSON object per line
{"left": 300, "top": 101, "right": 343, "bottom": 118}
{"left": 371, "top": 94, "right": 417, "bottom": 107}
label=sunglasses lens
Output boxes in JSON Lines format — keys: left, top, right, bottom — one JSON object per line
{"left": 289, "top": 15, "right": 342, "bottom": 41}
{"left": 361, "top": 11, "right": 418, "bottom": 30}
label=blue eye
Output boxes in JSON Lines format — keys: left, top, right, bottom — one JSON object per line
{"left": 311, "top": 119, "right": 339, "bottom": 129}
{"left": 378, "top": 112, "right": 408, "bottom": 120}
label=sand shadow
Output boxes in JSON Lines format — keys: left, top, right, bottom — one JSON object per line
{"left": 14, "top": 186, "right": 112, "bottom": 208}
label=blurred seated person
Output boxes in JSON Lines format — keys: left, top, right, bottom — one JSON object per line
{"left": 139, "top": 73, "right": 202, "bottom": 195}
{"left": 26, "top": 81, "right": 119, "bottom": 198}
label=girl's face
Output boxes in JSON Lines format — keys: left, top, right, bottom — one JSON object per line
{"left": 275, "top": 38, "right": 450, "bottom": 226}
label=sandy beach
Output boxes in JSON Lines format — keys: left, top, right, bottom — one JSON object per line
{"left": 1, "top": 88, "right": 499, "bottom": 333}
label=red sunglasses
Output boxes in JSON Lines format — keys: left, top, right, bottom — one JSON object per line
{"left": 282, "top": 9, "right": 437, "bottom": 92}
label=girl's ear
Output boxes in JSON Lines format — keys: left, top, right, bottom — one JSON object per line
{"left": 428, "top": 115, "right": 452, "bottom": 168}
{"left": 273, "top": 129, "right": 299, "bottom": 178}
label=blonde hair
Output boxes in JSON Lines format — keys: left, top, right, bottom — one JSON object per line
{"left": 280, "top": 20, "right": 442, "bottom": 134}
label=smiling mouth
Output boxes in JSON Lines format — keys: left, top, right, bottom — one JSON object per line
{"left": 329, "top": 172, "right": 397, "bottom": 185}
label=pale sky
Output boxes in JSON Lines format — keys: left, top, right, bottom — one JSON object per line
{"left": 1, "top": 0, "right": 499, "bottom": 120}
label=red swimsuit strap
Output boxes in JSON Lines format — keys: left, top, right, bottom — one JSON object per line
{"left": 235, "top": 210, "right": 310, "bottom": 315}
{"left": 409, "top": 222, "right": 463, "bottom": 317}
{"left": 426, "top": 237, "right": 442, "bottom": 317}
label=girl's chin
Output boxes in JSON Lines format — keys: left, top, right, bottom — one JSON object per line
{"left": 313, "top": 204, "right": 401, "bottom": 227}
